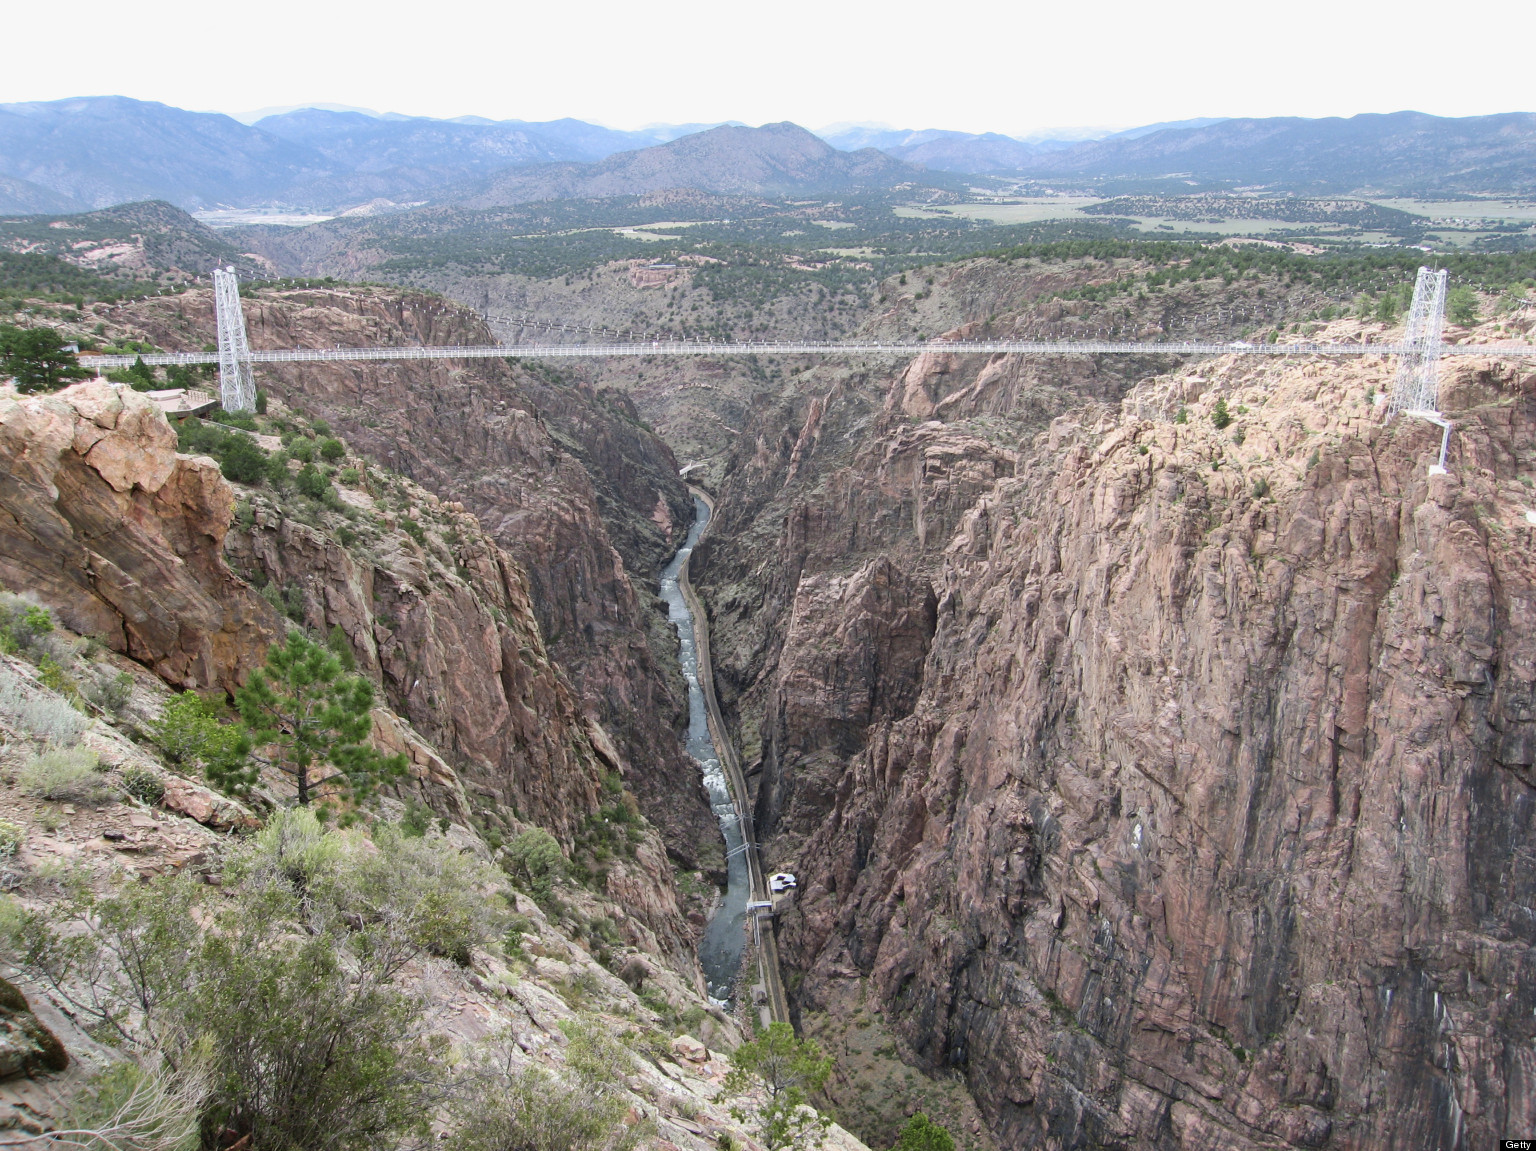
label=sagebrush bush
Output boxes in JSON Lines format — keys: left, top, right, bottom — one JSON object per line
{"left": 19, "top": 747, "right": 109, "bottom": 802}
{"left": 450, "top": 1060, "right": 641, "bottom": 1151}
{"left": 1, "top": 812, "right": 483, "bottom": 1151}
{"left": 0, "top": 666, "right": 86, "bottom": 746}
{"left": 0, "top": 820, "right": 23, "bottom": 858}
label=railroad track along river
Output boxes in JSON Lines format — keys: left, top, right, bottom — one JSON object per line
{"left": 674, "top": 485, "right": 791, "bottom": 1029}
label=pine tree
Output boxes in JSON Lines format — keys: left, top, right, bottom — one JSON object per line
{"left": 236, "top": 632, "right": 407, "bottom": 806}
{"left": 0, "top": 325, "right": 90, "bottom": 394}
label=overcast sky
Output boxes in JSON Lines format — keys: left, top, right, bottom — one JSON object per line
{"left": 5, "top": 0, "right": 1531, "bottom": 135}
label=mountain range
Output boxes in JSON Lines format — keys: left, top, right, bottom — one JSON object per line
{"left": 1, "top": 97, "right": 1533, "bottom": 215}
{"left": 449, "top": 123, "right": 926, "bottom": 207}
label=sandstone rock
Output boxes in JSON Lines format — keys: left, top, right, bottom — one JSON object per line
{"left": 159, "top": 776, "right": 257, "bottom": 831}
{"left": 670, "top": 1034, "right": 709, "bottom": 1063}
{"left": 0, "top": 382, "right": 280, "bottom": 693}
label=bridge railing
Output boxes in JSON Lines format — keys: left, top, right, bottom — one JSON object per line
{"left": 78, "top": 337, "right": 1536, "bottom": 370}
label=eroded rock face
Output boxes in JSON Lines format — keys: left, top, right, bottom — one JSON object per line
{"left": 224, "top": 494, "right": 604, "bottom": 847}
{"left": 703, "top": 342, "right": 1536, "bottom": 1147}
{"left": 125, "top": 288, "right": 714, "bottom": 865}
{"left": 0, "top": 978, "right": 67, "bottom": 1080}
{"left": 0, "top": 382, "right": 279, "bottom": 692}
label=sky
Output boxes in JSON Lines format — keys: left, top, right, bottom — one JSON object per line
{"left": 4, "top": 0, "right": 1532, "bottom": 135}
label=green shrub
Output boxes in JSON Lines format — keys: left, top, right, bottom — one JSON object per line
{"left": 151, "top": 691, "right": 255, "bottom": 796}
{"left": 310, "top": 419, "right": 332, "bottom": 437}
{"left": 503, "top": 913, "right": 534, "bottom": 960}
{"left": 294, "top": 464, "right": 330, "bottom": 501}
{"left": 319, "top": 437, "right": 345, "bottom": 462}
{"left": 315, "top": 627, "right": 353, "bottom": 674}
{"left": 0, "top": 815, "right": 490, "bottom": 1151}
{"left": 289, "top": 439, "right": 315, "bottom": 464}
{"left": 1211, "top": 398, "right": 1232, "bottom": 430}
{"left": 1174, "top": 407, "right": 1188, "bottom": 425}
{"left": 219, "top": 434, "right": 268, "bottom": 484}
{"left": 560, "top": 1015, "right": 635, "bottom": 1084}
{"left": 19, "top": 747, "right": 110, "bottom": 802}
{"left": 893, "top": 1113, "right": 955, "bottom": 1151}
{"left": 338, "top": 467, "right": 360, "bottom": 486}
{"left": 450, "top": 1061, "right": 640, "bottom": 1151}
{"left": 121, "top": 765, "right": 166, "bottom": 805}
{"left": 400, "top": 517, "right": 427, "bottom": 546}
{"left": 0, "top": 820, "right": 24, "bottom": 857}
{"left": 0, "top": 600, "right": 55, "bottom": 653}
{"left": 1448, "top": 285, "right": 1479, "bottom": 326}
{"left": 504, "top": 829, "right": 566, "bottom": 899}
{"left": 265, "top": 451, "right": 291, "bottom": 490}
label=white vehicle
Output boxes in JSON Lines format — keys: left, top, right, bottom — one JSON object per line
{"left": 769, "top": 873, "right": 797, "bottom": 893}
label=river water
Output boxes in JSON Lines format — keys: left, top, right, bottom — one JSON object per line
{"left": 659, "top": 493, "right": 749, "bottom": 1002}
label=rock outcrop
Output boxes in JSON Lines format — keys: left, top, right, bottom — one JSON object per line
{"left": 0, "top": 979, "right": 67, "bottom": 1080}
{"left": 0, "top": 379, "right": 700, "bottom": 971}
{"left": 0, "top": 381, "right": 278, "bottom": 692}
{"left": 703, "top": 339, "right": 1536, "bottom": 1148}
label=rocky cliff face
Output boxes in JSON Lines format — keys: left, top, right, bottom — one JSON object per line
{"left": 120, "top": 286, "right": 715, "bottom": 866}
{"left": 0, "top": 382, "right": 278, "bottom": 692}
{"left": 0, "top": 380, "right": 698, "bottom": 967}
{"left": 695, "top": 302, "right": 1536, "bottom": 1146}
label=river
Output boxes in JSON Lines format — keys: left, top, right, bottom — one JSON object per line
{"left": 659, "top": 493, "right": 748, "bottom": 1002}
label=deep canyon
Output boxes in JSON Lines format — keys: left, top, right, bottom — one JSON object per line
{"left": 4, "top": 245, "right": 1534, "bottom": 1150}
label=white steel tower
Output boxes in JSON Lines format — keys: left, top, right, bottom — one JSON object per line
{"left": 1387, "top": 266, "right": 1449, "bottom": 420}
{"left": 212, "top": 266, "right": 257, "bottom": 413}
{"left": 1386, "top": 266, "right": 1453, "bottom": 474}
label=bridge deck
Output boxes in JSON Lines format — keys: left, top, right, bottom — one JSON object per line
{"left": 79, "top": 338, "right": 1536, "bottom": 370}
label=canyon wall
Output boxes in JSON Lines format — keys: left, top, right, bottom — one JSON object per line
{"left": 0, "top": 379, "right": 696, "bottom": 967}
{"left": 126, "top": 287, "right": 716, "bottom": 866}
{"left": 697, "top": 316, "right": 1536, "bottom": 1147}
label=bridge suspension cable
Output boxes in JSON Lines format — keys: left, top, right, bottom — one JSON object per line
{"left": 87, "top": 267, "right": 1533, "bottom": 474}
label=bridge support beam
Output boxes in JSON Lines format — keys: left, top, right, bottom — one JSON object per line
{"left": 1387, "top": 266, "right": 1452, "bottom": 473}
{"left": 212, "top": 267, "right": 257, "bottom": 414}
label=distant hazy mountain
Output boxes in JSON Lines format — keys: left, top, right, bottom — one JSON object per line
{"left": 0, "top": 97, "right": 330, "bottom": 209}
{"left": 814, "top": 122, "right": 1232, "bottom": 174}
{"left": 1022, "top": 111, "right": 1536, "bottom": 193}
{"left": 2, "top": 98, "right": 1531, "bottom": 213}
{"left": 453, "top": 122, "right": 927, "bottom": 207}
{"left": 255, "top": 109, "right": 679, "bottom": 170}
{"left": 1103, "top": 117, "right": 1229, "bottom": 141}
{"left": 0, "top": 173, "right": 83, "bottom": 214}
{"left": 0, "top": 98, "right": 744, "bottom": 213}
{"left": 814, "top": 126, "right": 1043, "bottom": 171}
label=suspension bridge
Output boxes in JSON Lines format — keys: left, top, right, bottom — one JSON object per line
{"left": 78, "top": 267, "right": 1534, "bottom": 472}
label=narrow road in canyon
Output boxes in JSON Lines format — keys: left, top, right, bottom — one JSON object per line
{"left": 677, "top": 485, "right": 791, "bottom": 1028}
